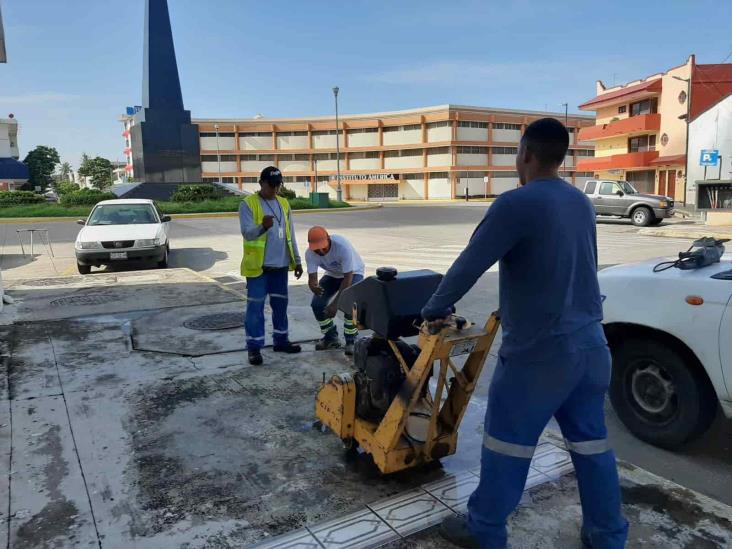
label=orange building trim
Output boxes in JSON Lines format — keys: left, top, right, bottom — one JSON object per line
{"left": 577, "top": 151, "right": 659, "bottom": 171}
{"left": 577, "top": 113, "right": 661, "bottom": 141}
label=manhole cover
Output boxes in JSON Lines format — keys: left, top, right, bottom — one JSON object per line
{"left": 50, "top": 294, "right": 118, "bottom": 307}
{"left": 183, "top": 312, "right": 244, "bottom": 331}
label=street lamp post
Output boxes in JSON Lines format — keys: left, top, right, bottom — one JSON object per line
{"left": 214, "top": 123, "right": 222, "bottom": 185}
{"left": 333, "top": 86, "right": 342, "bottom": 202}
{"left": 314, "top": 158, "right": 318, "bottom": 193}
{"left": 672, "top": 75, "right": 692, "bottom": 206}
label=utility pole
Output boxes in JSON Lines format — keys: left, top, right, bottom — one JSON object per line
{"left": 214, "top": 123, "right": 222, "bottom": 184}
{"left": 562, "top": 103, "right": 568, "bottom": 172}
{"left": 333, "top": 86, "right": 342, "bottom": 202}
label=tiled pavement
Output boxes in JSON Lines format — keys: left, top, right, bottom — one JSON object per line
{"left": 250, "top": 440, "right": 572, "bottom": 549}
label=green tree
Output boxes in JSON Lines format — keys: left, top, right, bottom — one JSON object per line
{"left": 79, "top": 156, "right": 114, "bottom": 190}
{"left": 58, "top": 161, "right": 73, "bottom": 182}
{"left": 23, "top": 146, "right": 60, "bottom": 191}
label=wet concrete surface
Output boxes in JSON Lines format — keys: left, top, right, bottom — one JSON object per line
{"left": 1, "top": 269, "right": 731, "bottom": 548}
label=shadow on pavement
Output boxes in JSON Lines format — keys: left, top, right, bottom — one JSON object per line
{"left": 0, "top": 253, "right": 41, "bottom": 270}
{"left": 87, "top": 247, "right": 229, "bottom": 274}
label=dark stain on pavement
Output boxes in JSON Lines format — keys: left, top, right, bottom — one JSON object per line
{"left": 13, "top": 500, "right": 80, "bottom": 549}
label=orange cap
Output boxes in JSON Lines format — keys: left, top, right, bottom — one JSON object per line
{"left": 308, "top": 226, "right": 330, "bottom": 251}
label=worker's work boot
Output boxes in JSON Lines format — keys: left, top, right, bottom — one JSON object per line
{"left": 248, "top": 349, "right": 263, "bottom": 366}
{"left": 344, "top": 342, "right": 355, "bottom": 356}
{"left": 273, "top": 342, "right": 302, "bottom": 354}
{"left": 439, "top": 514, "right": 480, "bottom": 549}
{"left": 315, "top": 337, "right": 342, "bottom": 351}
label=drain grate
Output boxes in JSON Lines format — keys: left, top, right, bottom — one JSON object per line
{"left": 50, "top": 294, "right": 118, "bottom": 306}
{"left": 183, "top": 312, "right": 244, "bottom": 331}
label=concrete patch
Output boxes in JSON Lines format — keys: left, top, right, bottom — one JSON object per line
{"left": 131, "top": 302, "right": 321, "bottom": 356}
{"left": 3, "top": 268, "right": 243, "bottom": 323}
{"left": 9, "top": 395, "right": 99, "bottom": 548}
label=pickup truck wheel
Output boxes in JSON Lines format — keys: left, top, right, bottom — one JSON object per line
{"left": 631, "top": 207, "right": 653, "bottom": 227}
{"left": 77, "top": 263, "right": 91, "bottom": 275}
{"left": 610, "top": 338, "right": 717, "bottom": 449}
{"left": 157, "top": 246, "right": 169, "bottom": 268}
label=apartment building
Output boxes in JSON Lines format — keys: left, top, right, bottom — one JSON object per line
{"left": 118, "top": 105, "right": 593, "bottom": 201}
{"left": 576, "top": 55, "right": 732, "bottom": 202}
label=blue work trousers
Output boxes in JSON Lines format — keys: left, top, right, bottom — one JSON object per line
{"left": 311, "top": 274, "right": 363, "bottom": 343}
{"left": 245, "top": 268, "right": 290, "bottom": 350}
{"left": 467, "top": 345, "right": 629, "bottom": 549}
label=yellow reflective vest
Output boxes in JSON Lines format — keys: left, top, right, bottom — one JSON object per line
{"left": 240, "top": 193, "right": 296, "bottom": 278}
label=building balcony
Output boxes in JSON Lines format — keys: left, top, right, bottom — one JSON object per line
{"left": 576, "top": 150, "right": 659, "bottom": 172}
{"left": 577, "top": 113, "right": 661, "bottom": 142}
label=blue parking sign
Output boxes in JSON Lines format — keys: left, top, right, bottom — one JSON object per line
{"left": 700, "top": 150, "right": 719, "bottom": 166}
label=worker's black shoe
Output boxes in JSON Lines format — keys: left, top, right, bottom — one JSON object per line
{"left": 439, "top": 514, "right": 480, "bottom": 549}
{"left": 315, "top": 338, "right": 342, "bottom": 351}
{"left": 248, "top": 349, "right": 263, "bottom": 366}
{"left": 273, "top": 342, "right": 302, "bottom": 354}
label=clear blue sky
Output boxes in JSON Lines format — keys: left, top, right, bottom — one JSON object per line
{"left": 1, "top": 0, "right": 730, "bottom": 168}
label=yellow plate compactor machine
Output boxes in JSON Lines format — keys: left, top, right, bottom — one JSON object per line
{"left": 315, "top": 267, "right": 500, "bottom": 474}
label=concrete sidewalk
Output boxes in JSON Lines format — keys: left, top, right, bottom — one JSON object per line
{"left": 640, "top": 223, "right": 732, "bottom": 240}
{"left": 1, "top": 269, "right": 730, "bottom": 548}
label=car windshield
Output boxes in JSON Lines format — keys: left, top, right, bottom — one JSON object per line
{"left": 619, "top": 181, "right": 638, "bottom": 194}
{"left": 87, "top": 204, "right": 158, "bottom": 226}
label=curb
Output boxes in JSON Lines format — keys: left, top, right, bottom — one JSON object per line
{"left": 0, "top": 204, "right": 383, "bottom": 224}
{"left": 639, "top": 228, "right": 732, "bottom": 240}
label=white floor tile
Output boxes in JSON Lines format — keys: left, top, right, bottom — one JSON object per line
{"left": 309, "top": 508, "right": 397, "bottom": 549}
{"left": 370, "top": 488, "right": 454, "bottom": 537}
{"left": 422, "top": 471, "right": 479, "bottom": 512}
{"left": 531, "top": 447, "right": 574, "bottom": 480}
{"left": 248, "top": 529, "right": 322, "bottom": 548}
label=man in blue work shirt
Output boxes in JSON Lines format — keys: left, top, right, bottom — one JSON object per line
{"left": 422, "top": 118, "right": 628, "bottom": 549}
{"left": 239, "top": 167, "right": 304, "bottom": 366}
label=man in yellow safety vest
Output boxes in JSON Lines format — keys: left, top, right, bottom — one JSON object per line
{"left": 239, "top": 166, "right": 304, "bottom": 365}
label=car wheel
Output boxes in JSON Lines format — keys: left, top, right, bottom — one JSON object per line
{"left": 157, "top": 246, "right": 169, "bottom": 268}
{"left": 609, "top": 338, "right": 717, "bottom": 449}
{"left": 631, "top": 207, "right": 652, "bottom": 227}
{"left": 77, "top": 263, "right": 91, "bottom": 275}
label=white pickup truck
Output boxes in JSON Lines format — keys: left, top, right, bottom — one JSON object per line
{"left": 599, "top": 254, "right": 732, "bottom": 449}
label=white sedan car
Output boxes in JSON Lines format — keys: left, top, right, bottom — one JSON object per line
{"left": 74, "top": 199, "right": 171, "bottom": 274}
{"left": 599, "top": 254, "right": 731, "bottom": 449}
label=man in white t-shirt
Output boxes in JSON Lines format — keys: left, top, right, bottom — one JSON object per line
{"left": 306, "top": 226, "right": 365, "bottom": 356}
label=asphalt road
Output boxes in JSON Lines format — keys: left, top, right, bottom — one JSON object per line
{"left": 1, "top": 204, "right": 731, "bottom": 505}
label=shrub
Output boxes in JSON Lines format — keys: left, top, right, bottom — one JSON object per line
{"left": 0, "top": 190, "right": 46, "bottom": 206}
{"left": 59, "top": 189, "right": 116, "bottom": 206}
{"left": 170, "top": 184, "right": 226, "bottom": 202}
{"left": 56, "top": 181, "right": 80, "bottom": 195}
{"left": 278, "top": 186, "right": 297, "bottom": 200}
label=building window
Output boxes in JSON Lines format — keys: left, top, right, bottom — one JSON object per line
{"left": 402, "top": 173, "right": 423, "bottom": 180}
{"left": 278, "top": 131, "right": 308, "bottom": 136}
{"left": 575, "top": 149, "right": 595, "bottom": 157}
{"left": 202, "top": 154, "right": 236, "bottom": 161}
{"left": 312, "top": 130, "right": 337, "bottom": 136}
{"left": 457, "top": 146, "right": 488, "bottom": 154}
{"left": 427, "top": 121, "right": 451, "bottom": 128}
{"left": 628, "top": 135, "right": 656, "bottom": 153}
{"left": 347, "top": 127, "right": 378, "bottom": 134}
{"left": 349, "top": 151, "right": 379, "bottom": 159}
{"left": 428, "top": 147, "right": 450, "bottom": 155}
{"left": 429, "top": 172, "right": 448, "bottom": 179}
{"left": 294, "top": 154, "right": 309, "bottom": 161}
{"left": 618, "top": 105, "right": 627, "bottom": 114}
{"left": 492, "top": 147, "right": 518, "bottom": 154}
{"left": 242, "top": 177, "right": 258, "bottom": 183}
{"left": 240, "top": 132, "right": 272, "bottom": 137}
{"left": 402, "top": 124, "right": 421, "bottom": 131}
{"left": 458, "top": 121, "right": 488, "bottom": 128}
{"left": 630, "top": 97, "right": 658, "bottom": 117}
{"left": 384, "top": 149, "right": 423, "bottom": 157}
{"left": 493, "top": 171, "right": 519, "bottom": 177}
{"left": 313, "top": 153, "right": 339, "bottom": 160}
{"left": 200, "top": 132, "right": 234, "bottom": 137}
{"left": 456, "top": 171, "right": 487, "bottom": 178}
{"left": 382, "top": 126, "right": 400, "bottom": 133}
{"left": 493, "top": 123, "right": 522, "bottom": 130}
